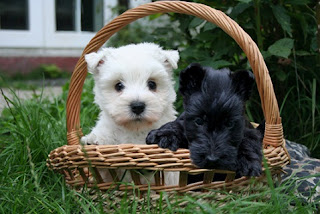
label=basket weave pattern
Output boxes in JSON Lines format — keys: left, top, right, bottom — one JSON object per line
{"left": 47, "top": 1, "right": 290, "bottom": 192}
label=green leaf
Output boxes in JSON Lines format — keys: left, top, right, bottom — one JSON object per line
{"left": 271, "top": 5, "right": 292, "bottom": 37}
{"left": 297, "top": 14, "right": 308, "bottom": 43}
{"left": 310, "top": 37, "right": 317, "bottom": 52}
{"left": 200, "top": 60, "right": 233, "bottom": 69}
{"left": 284, "top": 0, "right": 310, "bottom": 5}
{"left": 180, "top": 47, "right": 210, "bottom": 61}
{"left": 203, "top": 22, "right": 216, "bottom": 32}
{"left": 189, "top": 17, "right": 205, "bottom": 29}
{"left": 268, "top": 38, "right": 294, "bottom": 58}
{"left": 179, "top": 16, "right": 192, "bottom": 32}
{"left": 237, "top": 0, "right": 252, "bottom": 3}
{"left": 195, "top": 31, "right": 214, "bottom": 41}
{"left": 295, "top": 51, "right": 311, "bottom": 56}
{"left": 152, "top": 27, "right": 174, "bottom": 35}
{"left": 148, "top": 13, "right": 163, "bottom": 20}
{"left": 230, "top": 2, "right": 252, "bottom": 18}
{"left": 261, "top": 50, "right": 272, "bottom": 59}
{"left": 275, "top": 70, "right": 287, "bottom": 82}
{"left": 242, "top": 22, "right": 254, "bottom": 29}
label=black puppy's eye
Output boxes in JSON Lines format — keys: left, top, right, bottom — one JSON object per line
{"left": 227, "top": 120, "right": 234, "bottom": 127}
{"left": 195, "top": 118, "right": 204, "bottom": 126}
{"left": 115, "top": 82, "right": 125, "bottom": 92}
{"left": 147, "top": 80, "right": 157, "bottom": 91}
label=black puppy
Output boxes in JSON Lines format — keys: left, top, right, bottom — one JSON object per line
{"left": 146, "top": 63, "right": 263, "bottom": 177}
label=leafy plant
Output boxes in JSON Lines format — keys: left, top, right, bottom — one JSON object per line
{"left": 30, "top": 64, "right": 71, "bottom": 79}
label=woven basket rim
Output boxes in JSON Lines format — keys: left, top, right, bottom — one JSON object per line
{"left": 47, "top": 143, "right": 289, "bottom": 171}
{"left": 47, "top": 143, "right": 287, "bottom": 192}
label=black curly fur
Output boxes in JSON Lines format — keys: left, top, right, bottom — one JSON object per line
{"left": 146, "top": 63, "right": 263, "bottom": 177}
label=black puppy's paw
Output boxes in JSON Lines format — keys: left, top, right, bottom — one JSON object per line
{"left": 146, "top": 129, "right": 180, "bottom": 151}
{"left": 145, "top": 129, "right": 158, "bottom": 145}
{"left": 237, "top": 160, "right": 262, "bottom": 177}
{"left": 236, "top": 128, "right": 263, "bottom": 177}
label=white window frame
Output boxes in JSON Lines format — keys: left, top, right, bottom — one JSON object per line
{"left": 43, "top": 0, "right": 99, "bottom": 49}
{"left": 0, "top": 0, "right": 103, "bottom": 49}
{"left": 0, "top": 0, "right": 44, "bottom": 48}
{"left": 0, "top": 0, "right": 152, "bottom": 51}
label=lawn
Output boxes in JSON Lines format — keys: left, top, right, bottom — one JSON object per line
{"left": 0, "top": 78, "right": 319, "bottom": 213}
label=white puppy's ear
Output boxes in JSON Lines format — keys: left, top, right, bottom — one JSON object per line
{"left": 162, "top": 50, "right": 179, "bottom": 70}
{"left": 85, "top": 49, "right": 112, "bottom": 74}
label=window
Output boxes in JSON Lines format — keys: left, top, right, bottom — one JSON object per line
{"left": 0, "top": 0, "right": 29, "bottom": 30}
{"left": 118, "top": 0, "right": 129, "bottom": 14}
{"left": 55, "top": 0, "right": 75, "bottom": 31}
{"left": 0, "top": 0, "right": 106, "bottom": 49}
{"left": 55, "top": 0, "right": 103, "bottom": 32}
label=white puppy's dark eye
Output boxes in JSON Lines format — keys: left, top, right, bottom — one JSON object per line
{"left": 195, "top": 118, "right": 204, "bottom": 126}
{"left": 115, "top": 82, "right": 125, "bottom": 92}
{"left": 147, "top": 80, "right": 157, "bottom": 91}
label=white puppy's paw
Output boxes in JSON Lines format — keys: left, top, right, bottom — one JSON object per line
{"left": 81, "top": 134, "right": 103, "bottom": 145}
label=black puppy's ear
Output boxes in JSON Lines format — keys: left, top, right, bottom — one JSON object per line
{"left": 179, "top": 63, "right": 206, "bottom": 97}
{"left": 231, "top": 70, "right": 255, "bottom": 101}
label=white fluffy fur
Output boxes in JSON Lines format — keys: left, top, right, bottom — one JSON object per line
{"left": 81, "top": 43, "right": 179, "bottom": 185}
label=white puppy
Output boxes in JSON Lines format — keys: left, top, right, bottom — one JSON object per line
{"left": 81, "top": 43, "right": 179, "bottom": 185}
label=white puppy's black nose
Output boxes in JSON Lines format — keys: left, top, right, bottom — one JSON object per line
{"left": 130, "top": 101, "right": 146, "bottom": 115}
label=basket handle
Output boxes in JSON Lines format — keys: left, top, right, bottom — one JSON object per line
{"left": 66, "top": 1, "right": 283, "bottom": 147}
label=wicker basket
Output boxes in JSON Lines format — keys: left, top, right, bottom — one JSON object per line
{"left": 47, "top": 1, "right": 290, "bottom": 193}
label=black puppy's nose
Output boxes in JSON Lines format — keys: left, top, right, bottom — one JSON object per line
{"left": 207, "top": 155, "right": 218, "bottom": 162}
{"left": 205, "top": 155, "right": 219, "bottom": 167}
{"left": 130, "top": 101, "right": 145, "bottom": 115}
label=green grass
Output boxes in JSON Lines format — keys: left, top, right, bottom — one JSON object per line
{"left": 0, "top": 81, "right": 319, "bottom": 213}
